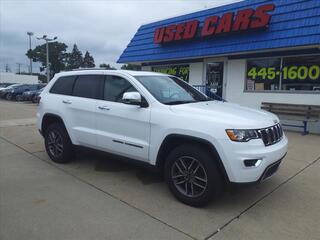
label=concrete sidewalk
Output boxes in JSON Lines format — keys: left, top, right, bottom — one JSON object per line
{"left": 0, "top": 101, "right": 319, "bottom": 240}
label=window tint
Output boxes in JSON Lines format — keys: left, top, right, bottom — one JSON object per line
{"left": 73, "top": 75, "right": 104, "bottom": 99}
{"left": 50, "top": 76, "right": 76, "bottom": 95}
{"left": 104, "top": 75, "right": 137, "bottom": 102}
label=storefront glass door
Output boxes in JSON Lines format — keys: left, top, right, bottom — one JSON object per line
{"left": 206, "top": 62, "right": 224, "bottom": 98}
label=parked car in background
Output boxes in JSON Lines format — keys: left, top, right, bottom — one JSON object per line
{"left": 6, "top": 84, "right": 44, "bottom": 101}
{"left": 5, "top": 84, "right": 31, "bottom": 100}
{"left": 19, "top": 84, "right": 46, "bottom": 101}
{"left": 0, "top": 83, "right": 15, "bottom": 90}
{"left": 0, "top": 84, "right": 24, "bottom": 99}
{"left": 32, "top": 88, "right": 44, "bottom": 103}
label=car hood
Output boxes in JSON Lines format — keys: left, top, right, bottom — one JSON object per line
{"left": 170, "top": 101, "right": 279, "bottom": 129}
{"left": 2, "top": 88, "right": 13, "bottom": 92}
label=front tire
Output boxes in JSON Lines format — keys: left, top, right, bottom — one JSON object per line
{"left": 44, "top": 123, "right": 74, "bottom": 163}
{"left": 6, "top": 93, "right": 12, "bottom": 100}
{"left": 164, "top": 144, "right": 222, "bottom": 207}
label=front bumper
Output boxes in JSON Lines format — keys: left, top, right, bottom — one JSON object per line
{"left": 217, "top": 134, "right": 288, "bottom": 183}
{"left": 259, "top": 155, "right": 285, "bottom": 182}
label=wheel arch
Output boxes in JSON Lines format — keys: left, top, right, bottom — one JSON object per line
{"left": 156, "top": 134, "right": 229, "bottom": 182}
{"left": 41, "top": 113, "right": 68, "bottom": 134}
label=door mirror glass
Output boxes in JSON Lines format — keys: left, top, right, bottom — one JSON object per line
{"left": 122, "top": 92, "right": 141, "bottom": 105}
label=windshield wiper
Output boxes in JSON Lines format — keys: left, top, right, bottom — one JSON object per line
{"left": 165, "top": 100, "right": 196, "bottom": 105}
{"left": 199, "top": 98, "right": 214, "bottom": 102}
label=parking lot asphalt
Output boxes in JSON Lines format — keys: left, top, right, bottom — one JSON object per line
{"left": 0, "top": 100, "right": 319, "bottom": 240}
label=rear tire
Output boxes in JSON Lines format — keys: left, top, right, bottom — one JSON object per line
{"left": 164, "top": 144, "right": 222, "bottom": 207}
{"left": 15, "top": 95, "right": 22, "bottom": 101}
{"left": 44, "top": 122, "right": 74, "bottom": 163}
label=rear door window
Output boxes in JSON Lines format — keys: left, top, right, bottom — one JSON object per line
{"left": 50, "top": 76, "right": 76, "bottom": 95}
{"left": 72, "top": 75, "right": 104, "bottom": 99}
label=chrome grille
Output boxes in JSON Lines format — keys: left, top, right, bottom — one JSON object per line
{"left": 258, "top": 124, "right": 283, "bottom": 146}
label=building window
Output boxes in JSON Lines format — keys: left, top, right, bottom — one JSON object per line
{"left": 246, "top": 55, "right": 320, "bottom": 92}
{"left": 281, "top": 56, "right": 320, "bottom": 91}
{"left": 246, "top": 58, "right": 281, "bottom": 91}
{"left": 152, "top": 64, "right": 189, "bottom": 82}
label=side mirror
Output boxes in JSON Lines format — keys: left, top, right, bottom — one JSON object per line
{"left": 122, "top": 92, "right": 148, "bottom": 107}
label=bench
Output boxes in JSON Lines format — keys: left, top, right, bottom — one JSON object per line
{"left": 261, "top": 102, "right": 320, "bottom": 135}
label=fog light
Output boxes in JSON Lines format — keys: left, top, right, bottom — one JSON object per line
{"left": 244, "top": 159, "right": 262, "bottom": 167}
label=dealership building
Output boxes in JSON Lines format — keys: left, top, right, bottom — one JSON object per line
{"left": 118, "top": 0, "right": 320, "bottom": 132}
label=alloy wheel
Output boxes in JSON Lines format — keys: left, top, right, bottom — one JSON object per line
{"left": 171, "top": 156, "right": 208, "bottom": 198}
{"left": 47, "top": 130, "right": 63, "bottom": 158}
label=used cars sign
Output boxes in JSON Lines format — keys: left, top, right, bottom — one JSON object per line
{"left": 154, "top": 4, "right": 275, "bottom": 44}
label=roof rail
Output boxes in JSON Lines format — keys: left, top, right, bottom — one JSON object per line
{"left": 64, "top": 68, "right": 118, "bottom": 72}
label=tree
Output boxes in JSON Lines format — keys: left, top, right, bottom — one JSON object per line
{"left": 34, "top": 73, "right": 47, "bottom": 83}
{"left": 81, "top": 51, "right": 95, "bottom": 68}
{"left": 66, "top": 44, "right": 83, "bottom": 70}
{"left": 26, "top": 42, "right": 68, "bottom": 79}
{"left": 99, "top": 63, "right": 116, "bottom": 70}
{"left": 121, "top": 64, "right": 141, "bottom": 71}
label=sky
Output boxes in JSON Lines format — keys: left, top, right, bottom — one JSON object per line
{"left": 0, "top": 0, "right": 241, "bottom": 73}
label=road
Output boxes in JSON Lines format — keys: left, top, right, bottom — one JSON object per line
{"left": 0, "top": 100, "right": 319, "bottom": 240}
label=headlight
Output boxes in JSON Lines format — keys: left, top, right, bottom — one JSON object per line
{"left": 226, "top": 129, "right": 259, "bottom": 142}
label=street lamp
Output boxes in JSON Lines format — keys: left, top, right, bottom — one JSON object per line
{"left": 27, "top": 32, "right": 34, "bottom": 74}
{"left": 37, "top": 35, "right": 57, "bottom": 82}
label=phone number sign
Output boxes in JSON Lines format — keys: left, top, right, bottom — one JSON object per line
{"left": 247, "top": 65, "right": 320, "bottom": 82}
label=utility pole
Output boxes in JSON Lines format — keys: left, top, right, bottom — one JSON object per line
{"left": 27, "top": 32, "right": 34, "bottom": 74}
{"left": 5, "top": 64, "right": 10, "bottom": 72}
{"left": 16, "top": 63, "right": 22, "bottom": 74}
{"left": 37, "top": 35, "right": 57, "bottom": 82}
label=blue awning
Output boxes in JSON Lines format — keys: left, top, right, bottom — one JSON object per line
{"left": 118, "top": 0, "right": 320, "bottom": 63}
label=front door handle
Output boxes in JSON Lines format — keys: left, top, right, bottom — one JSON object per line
{"left": 62, "top": 100, "right": 72, "bottom": 104}
{"left": 98, "top": 106, "right": 110, "bottom": 111}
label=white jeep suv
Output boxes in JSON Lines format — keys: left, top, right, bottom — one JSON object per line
{"left": 37, "top": 70, "right": 288, "bottom": 206}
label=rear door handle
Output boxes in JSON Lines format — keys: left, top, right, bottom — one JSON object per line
{"left": 62, "top": 100, "right": 72, "bottom": 104}
{"left": 98, "top": 106, "right": 110, "bottom": 111}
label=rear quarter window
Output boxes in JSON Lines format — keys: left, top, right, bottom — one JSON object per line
{"left": 50, "top": 76, "right": 76, "bottom": 95}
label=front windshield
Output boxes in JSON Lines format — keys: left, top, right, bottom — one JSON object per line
{"left": 135, "top": 75, "right": 209, "bottom": 105}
